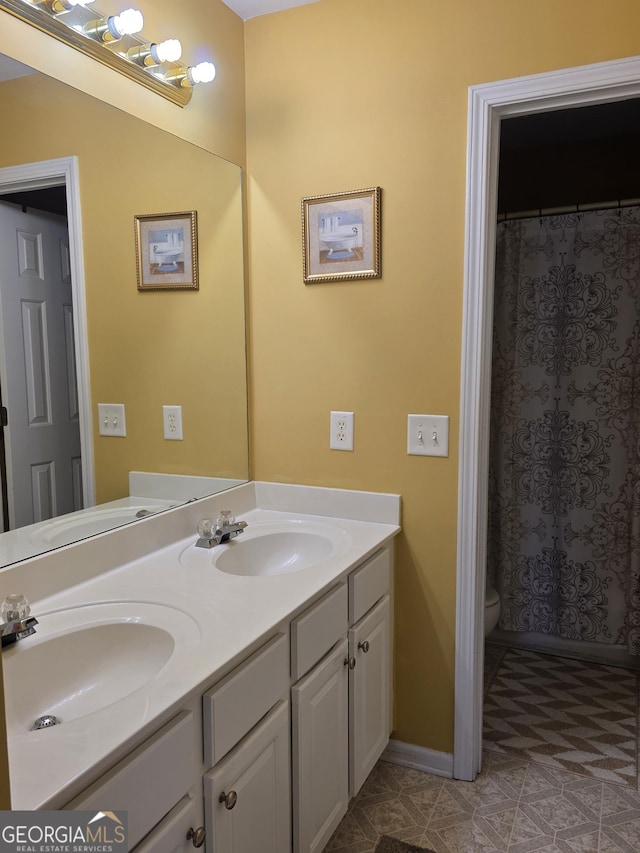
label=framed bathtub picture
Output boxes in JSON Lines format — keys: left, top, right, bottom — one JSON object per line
{"left": 302, "top": 187, "right": 381, "bottom": 284}
{"left": 135, "top": 210, "right": 198, "bottom": 290}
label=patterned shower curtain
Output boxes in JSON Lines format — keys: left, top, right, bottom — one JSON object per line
{"left": 488, "top": 207, "right": 640, "bottom": 655}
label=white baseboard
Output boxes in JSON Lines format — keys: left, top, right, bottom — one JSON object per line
{"left": 383, "top": 739, "right": 454, "bottom": 779}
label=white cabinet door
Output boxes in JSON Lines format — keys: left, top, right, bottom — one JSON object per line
{"left": 203, "top": 700, "right": 291, "bottom": 853}
{"left": 349, "top": 595, "right": 390, "bottom": 798}
{"left": 292, "top": 638, "right": 349, "bottom": 853}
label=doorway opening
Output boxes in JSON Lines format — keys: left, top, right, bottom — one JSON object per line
{"left": 488, "top": 97, "right": 640, "bottom": 662}
{"left": 455, "top": 55, "right": 640, "bottom": 783}
{"left": 0, "top": 157, "right": 93, "bottom": 533}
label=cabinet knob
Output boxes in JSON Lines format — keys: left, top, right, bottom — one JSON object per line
{"left": 186, "top": 827, "right": 206, "bottom": 848}
{"left": 219, "top": 790, "right": 238, "bottom": 810}
{"left": 358, "top": 640, "right": 370, "bottom": 653}
{"left": 344, "top": 656, "right": 356, "bottom": 670}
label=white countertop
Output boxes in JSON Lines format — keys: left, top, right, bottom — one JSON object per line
{"left": 3, "top": 483, "right": 400, "bottom": 810}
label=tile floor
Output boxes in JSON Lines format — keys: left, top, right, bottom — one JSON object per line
{"left": 484, "top": 645, "right": 638, "bottom": 788}
{"left": 328, "top": 646, "right": 640, "bottom": 853}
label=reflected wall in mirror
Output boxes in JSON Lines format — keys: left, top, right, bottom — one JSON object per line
{"left": 0, "top": 60, "right": 248, "bottom": 567}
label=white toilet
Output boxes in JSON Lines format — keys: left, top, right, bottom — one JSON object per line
{"left": 484, "top": 582, "right": 500, "bottom": 636}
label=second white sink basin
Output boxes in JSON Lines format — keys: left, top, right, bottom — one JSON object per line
{"left": 3, "top": 602, "right": 200, "bottom": 734}
{"left": 28, "top": 505, "right": 169, "bottom": 548}
{"left": 210, "top": 522, "right": 352, "bottom": 577}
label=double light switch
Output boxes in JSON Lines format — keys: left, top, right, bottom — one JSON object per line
{"left": 407, "top": 414, "right": 449, "bottom": 457}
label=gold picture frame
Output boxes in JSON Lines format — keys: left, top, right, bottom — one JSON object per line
{"left": 135, "top": 210, "right": 198, "bottom": 291}
{"left": 302, "top": 187, "right": 381, "bottom": 284}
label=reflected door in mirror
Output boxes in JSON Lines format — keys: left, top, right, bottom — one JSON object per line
{"left": 0, "top": 201, "right": 82, "bottom": 530}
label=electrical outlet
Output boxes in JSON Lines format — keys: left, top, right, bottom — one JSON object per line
{"left": 407, "top": 414, "right": 449, "bottom": 457}
{"left": 330, "top": 411, "right": 354, "bottom": 451}
{"left": 163, "top": 405, "right": 183, "bottom": 440}
{"left": 98, "top": 403, "right": 126, "bottom": 437}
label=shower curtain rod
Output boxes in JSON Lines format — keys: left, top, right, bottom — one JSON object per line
{"left": 497, "top": 197, "right": 640, "bottom": 222}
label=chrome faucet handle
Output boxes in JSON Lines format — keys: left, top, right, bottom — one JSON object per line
{"left": 195, "top": 516, "right": 248, "bottom": 549}
{"left": 217, "top": 520, "right": 247, "bottom": 539}
{"left": 0, "top": 595, "right": 38, "bottom": 648}
{"left": 0, "top": 593, "right": 31, "bottom": 623}
{"left": 216, "top": 510, "right": 235, "bottom": 529}
{"left": 196, "top": 518, "right": 218, "bottom": 549}
{"left": 0, "top": 617, "right": 38, "bottom": 647}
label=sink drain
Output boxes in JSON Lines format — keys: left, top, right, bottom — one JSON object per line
{"left": 32, "top": 715, "right": 61, "bottom": 730}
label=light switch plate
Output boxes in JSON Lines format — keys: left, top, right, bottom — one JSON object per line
{"left": 407, "top": 414, "right": 449, "bottom": 457}
{"left": 98, "top": 403, "right": 126, "bottom": 437}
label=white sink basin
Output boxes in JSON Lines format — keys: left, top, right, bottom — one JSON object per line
{"left": 3, "top": 602, "right": 200, "bottom": 734}
{"left": 210, "top": 522, "right": 352, "bottom": 577}
{"left": 28, "top": 506, "right": 169, "bottom": 548}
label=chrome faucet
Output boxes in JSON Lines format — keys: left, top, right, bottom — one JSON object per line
{"left": 196, "top": 512, "right": 248, "bottom": 549}
{"left": 0, "top": 594, "right": 37, "bottom": 648}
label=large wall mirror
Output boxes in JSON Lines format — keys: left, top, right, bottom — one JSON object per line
{"left": 0, "top": 55, "right": 248, "bottom": 567}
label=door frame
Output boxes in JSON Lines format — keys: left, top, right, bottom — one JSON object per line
{"left": 454, "top": 55, "right": 640, "bottom": 781}
{"left": 0, "top": 156, "right": 94, "bottom": 520}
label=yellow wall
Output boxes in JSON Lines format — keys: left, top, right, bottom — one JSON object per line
{"left": 1, "top": 0, "right": 640, "bottom": 810}
{"left": 0, "top": 0, "right": 246, "bottom": 165}
{"left": 244, "top": 0, "right": 640, "bottom": 753}
{"left": 0, "top": 73, "right": 248, "bottom": 503}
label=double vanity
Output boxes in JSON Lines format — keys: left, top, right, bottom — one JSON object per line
{"left": 0, "top": 481, "right": 400, "bottom": 853}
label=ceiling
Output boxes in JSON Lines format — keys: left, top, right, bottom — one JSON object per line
{"left": 222, "top": 0, "right": 319, "bottom": 20}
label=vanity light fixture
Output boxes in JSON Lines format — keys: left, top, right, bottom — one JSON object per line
{"left": 0, "top": 0, "right": 215, "bottom": 106}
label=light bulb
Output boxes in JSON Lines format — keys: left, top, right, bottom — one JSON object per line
{"left": 109, "top": 8, "right": 144, "bottom": 37}
{"left": 153, "top": 39, "right": 182, "bottom": 63}
{"left": 129, "top": 39, "right": 183, "bottom": 67}
{"left": 188, "top": 61, "right": 216, "bottom": 85}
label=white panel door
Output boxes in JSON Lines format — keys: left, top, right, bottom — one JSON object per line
{"left": 204, "top": 700, "right": 291, "bottom": 853}
{"left": 349, "top": 595, "right": 390, "bottom": 798}
{"left": 0, "top": 200, "right": 81, "bottom": 528}
{"left": 292, "top": 639, "right": 349, "bottom": 853}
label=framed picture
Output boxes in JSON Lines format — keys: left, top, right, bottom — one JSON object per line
{"left": 302, "top": 187, "right": 381, "bottom": 284}
{"left": 134, "top": 210, "right": 198, "bottom": 290}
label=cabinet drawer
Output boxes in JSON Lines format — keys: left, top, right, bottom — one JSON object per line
{"left": 68, "top": 711, "right": 196, "bottom": 850}
{"left": 133, "top": 795, "right": 197, "bottom": 853}
{"left": 291, "top": 583, "right": 347, "bottom": 680}
{"left": 349, "top": 548, "right": 390, "bottom": 625}
{"left": 203, "top": 632, "right": 289, "bottom": 766}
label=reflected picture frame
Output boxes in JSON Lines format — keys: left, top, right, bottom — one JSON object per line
{"left": 135, "top": 210, "right": 198, "bottom": 290}
{"left": 302, "top": 187, "right": 381, "bottom": 284}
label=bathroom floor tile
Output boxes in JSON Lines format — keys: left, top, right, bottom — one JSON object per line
{"left": 329, "top": 648, "right": 640, "bottom": 852}
{"left": 483, "top": 649, "right": 638, "bottom": 788}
